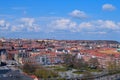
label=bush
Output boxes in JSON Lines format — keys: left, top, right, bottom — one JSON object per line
{"left": 34, "top": 69, "right": 58, "bottom": 78}
{"left": 22, "top": 62, "right": 59, "bottom": 79}
{"left": 22, "top": 63, "right": 37, "bottom": 74}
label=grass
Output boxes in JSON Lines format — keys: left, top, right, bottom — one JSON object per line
{"left": 73, "top": 70, "right": 84, "bottom": 74}
{"left": 73, "top": 68, "right": 102, "bottom": 74}
{"left": 46, "top": 65, "right": 64, "bottom": 68}
{"left": 46, "top": 65, "right": 69, "bottom": 72}
{"left": 87, "top": 69, "right": 102, "bottom": 72}
{"left": 54, "top": 67, "right": 68, "bottom": 72}
{"left": 57, "top": 78, "right": 66, "bottom": 80}
{"left": 108, "top": 70, "right": 120, "bottom": 75}
{"left": 46, "top": 65, "right": 60, "bottom": 68}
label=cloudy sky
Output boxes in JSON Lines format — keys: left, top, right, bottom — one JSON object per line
{"left": 0, "top": 0, "right": 120, "bottom": 41}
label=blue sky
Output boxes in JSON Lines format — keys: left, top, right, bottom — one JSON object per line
{"left": 0, "top": 0, "right": 120, "bottom": 41}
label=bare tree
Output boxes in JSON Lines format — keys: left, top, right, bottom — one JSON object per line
{"left": 88, "top": 57, "right": 99, "bottom": 69}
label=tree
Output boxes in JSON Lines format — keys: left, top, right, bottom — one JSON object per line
{"left": 34, "top": 68, "right": 58, "bottom": 78}
{"left": 22, "top": 63, "right": 37, "bottom": 74}
{"left": 88, "top": 57, "right": 99, "bottom": 69}
{"left": 106, "top": 59, "right": 120, "bottom": 74}
{"left": 62, "top": 54, "right": 75, "bottom": 68}
{"left": 22, "top": 62, "right": 58, "bottom": 79}
{"left": 82, "top": 71, "right": 94, "bottom": 80}
{"left": 63, "top": 53, "right": 88, "bottom": 70}
{"left": 74, "top": 57, "right": 88, "bottom": 70}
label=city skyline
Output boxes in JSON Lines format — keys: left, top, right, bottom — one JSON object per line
{"left": 0, "top": 0, "right": 120, "bottom": 41}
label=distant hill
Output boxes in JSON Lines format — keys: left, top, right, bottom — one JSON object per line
{"left": 93, "top": 40, "right": 120, "bottom": 44}
{"left": 63, "top": 40, "right": 120, "bottom": 44}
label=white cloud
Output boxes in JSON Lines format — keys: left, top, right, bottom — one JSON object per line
{"left": 78, "top": 20, "right": 120, "bottom": 32}
{"left": 0, "top": 14, "right": 14, "bottom": 18}
{"left": 79, "top": 22, "right": 93, "bottom": 31}
{"left": 69, "top": 10, "right": 87, "bottom": 19}
{"left": 0, "top": 20, "right": 9, "bottom": 30}
{"left": 20, "top": 18, "right": 35, "bottom": 26}
{"left": 44, "top": 18, "right": 120, "bottom": 34}
{"left": 11, "top": 17, "right": 41, "bottom": 32}
{"left": 27, "top": 24, "right": 40, "bottom": 32}
{"left": 93, "top": 20, "right": 118, "bottom": 30}
{"left": 0, "top": 20, "right": 5, "bottom": 26}
{"left": 49, "top": 18, "right": 77, "bottom": 32}
{"left": 11, "top": 24, "right": 24, "bottom": 32}
{"left": 1, "top": 16, "right": 120, "bottom": 35}
{"left": 87, "top": 31, "right": 107, "bottom": 34}
{"left": 102, "top": 4, "right": 116, "bottom": 11}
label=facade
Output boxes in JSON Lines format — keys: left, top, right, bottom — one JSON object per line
{"left": 117, "top": 45, "right": 120, "bottom": 52}
{"left": 0, "top": 49, "right": 7, "bottom": 66}
{"left": 35, "top": 55, "right": 49, "bottom": 65}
